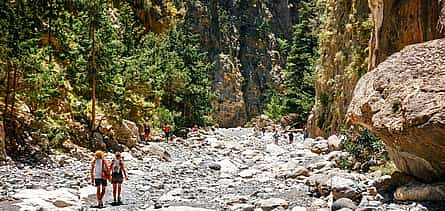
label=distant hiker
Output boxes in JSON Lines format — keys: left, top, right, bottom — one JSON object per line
{"left": 273, "top": 129, "right": 279, "bottom": 145}
{"left": 163, "top": 123, "right": 171, "bottom": 142}
{"left": 261, "top": 127, "right": 266, "bottom": 136}
{"left": 192, "top": 124, "right": 198, "bottom": 133}
{"left": 144, "top": 123, "right": 151, "bottom": 142}
{"left": 288, "top": 132, "right": 294, "bottom": 144}
{"left": 303, "top": 125, "right": 309, "bottom": 139}
{"left": 110, "top": 152, "right": 128, "bottom": 205}
{"left": 90, "top": 150, "right": 109, "bottom": 208}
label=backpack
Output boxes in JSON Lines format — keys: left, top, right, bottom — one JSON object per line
{"left": 112, "top": 159, "right": 123, "bottom": 175}
{"left": 101, "top": 159, "right": 110, "bottom": 180}
{"left": 164, "top": 125, "right": 170, "bottom": 133}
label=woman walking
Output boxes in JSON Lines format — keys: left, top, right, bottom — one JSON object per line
{"left": 90, "top": 150, "right": 110, "bottom": 208}
{"left": 110, "top": 152, "right": 128, "bottom": 205}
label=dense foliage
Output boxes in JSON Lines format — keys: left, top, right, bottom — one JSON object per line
{"left": 0, "top": 0, "right": 212, "bottom": 153}
{"left": 263, "top": 0, "right": 318, "bottom": 123}
{"left": 338, "top": 126, "right": 388, "bottom": 172}
{"left": 283, "top": 0, "right": 318, "bottom": 122}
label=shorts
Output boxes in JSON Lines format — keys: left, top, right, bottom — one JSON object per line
{"left": 111, "top": 173, "right": 124, "bottom": 184}
{"left": 94, "top": 178, "right": 107, "bottom": 187}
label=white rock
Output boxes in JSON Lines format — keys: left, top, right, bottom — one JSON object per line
{"left": 257, "top": 172, "right": 275, "bottom": 182}
{"left": 230, "top": 203, "right": 255, "bottom": 211}
{"left": 79, "top": 186, "right": 96, "bottom": 199}
{"left": 256, "top": 198, "right": 288, "bottom": 209}
{"left": 159, "top": 188, "right": 185, "bottom": 202}
{"left": 144, "top": 206, "right": 215, "bottom": 211}
{"left": 291, "top": 206, "right": 307, "bottom": 211}
{"left": 129, "top": 169, "right": 145, "bottom": 176}
{"left": 238, "top": 169, "right": 259, "bottom": 178}
{"left": 330, "top": 176, "right": 361, "bottom": 200}
{"left": 241, "top": 149, "right": 258, "bottom": 157}
{"left": 265, "top": 144, "right": 287, "bottom": 155}
{"left": 13, "top": 188, "right": 79, "bottom": 210}
{"left": 218, "top": 159, "right": 239, "bottom": 174}
{"left": 327, "top": 135, "right": 342, "bottom": 151}
{"left": 120, "top": 151, "right": 136, "bottom": 161}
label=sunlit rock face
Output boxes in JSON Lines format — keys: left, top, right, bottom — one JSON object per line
{"left": 348, "top": 39, "right": 445, "bottom": 182}
{"left": 309, "top": 0, "right": 444, "bottom": 137}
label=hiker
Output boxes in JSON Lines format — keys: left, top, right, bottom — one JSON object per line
{"left": 90, "top": 150, "right": 110, "bottom": 208}
{"left": 273, "top": 129, "right": 279, "bottom": 145}
{"left": 191, "top": 124, "right": 198, "bottom": 133}
{"left": 261, "top": 127, "right": 266, "bottom": 136}
{"left": 163, "top": 123, "right": 171, "bottom": 142}
{"left": 144, "top": 123, "right": 151, "bottom": 142}
{"left": 110, "top": 152, "right": 128, "bottom": 205}
{"left": 303, "top": 125, "right": 309, "bottom": 139}
{"left": 288, "top": 131, "right": 294, "bottom": 144}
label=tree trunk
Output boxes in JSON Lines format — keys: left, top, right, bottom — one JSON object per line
{"left": 92, "top": 71, "right": 97, "bottom": 131}
{"left": 3, "top": 62, "right": 11, "bottom": 119}
{"left": 91, "top": 29, "right": 97, "bottom": 132}
{"left": 0, "top": 121, "right": 6, "bottom": 161}
{"left": 10, "top": 63, "right": 17, "bottom": 117}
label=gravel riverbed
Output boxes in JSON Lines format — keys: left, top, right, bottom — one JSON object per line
{"left": 1, "top": 128, "right": 444, "bottom": 211}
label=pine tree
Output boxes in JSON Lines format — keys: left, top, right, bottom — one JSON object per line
{"left": 284, "top": 0, "right": 318, "bottom": 122}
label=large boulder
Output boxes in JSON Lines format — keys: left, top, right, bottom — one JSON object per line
{"left": 348, "top": 39, "right": 445, "bottom": 182}
{"left": 113, "top": 120, "right": 138, "bottom": 148}
{"left": 394, "top": 182, "right": 445, "bottom": 201}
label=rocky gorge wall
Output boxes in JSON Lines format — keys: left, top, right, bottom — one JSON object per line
{"left": 185, "top": 0, "right": 298, "bottom": 127}
{"left": 309, "top": 0, "right": 445, "bottom": 137}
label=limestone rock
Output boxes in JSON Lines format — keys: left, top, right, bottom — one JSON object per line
{"left": 159, "top": 188, "right": 184, "bottom": 202}
{"left": 238, "top": 169, "right": 259, "bottom": 178}
{"left": 332, "top": 198, "right": 357, "bottom": 211}
{"left": 291, "top": 207, "right": 307, "bottom": 211}
{"left": 142, "top": 144, "right": 171, "bottom": 161}
{"left": 285, "top": 166, "right": 310, "bottom": 178}
{"left": 218, "top": 159, "right": 239, "bottom": 174}
{"left": 13, "top": 188, "right": 79, "bottom": 210}
{"left": 53, "top": 200, "right": 72, "bottom": 208}
{"left": 114, "top": 120, "right": 138, "bottom": 148}
{"left": 368, "top": 0, "right": 444, "bottom": 70}
{"left": 394, "top": 182, "right": 445, "bottom": 201}
{"left": 348, "top": 39, "right": 445, "bottom": 182}
{"left": 92, "top": 132, "right": 106, "bottom": 151}
{"left": 327, "top": 135, "right": 341, "bottom": 152}
{"left": 311, "top": 140, "right": 329, "bottom": 154}
{"left": 144, "top": 206, "right": 215, "bottom": 211}
{"left": 208, "top": 163, "right": 221, "bottom": 171}
{"left": 265, "top": 144, "right": 286, "bottom": 155}
{"left": 330, "top": 176, "right": 361, "bottom": 201}
{"left": 256, "top": 198, "right": 288, "bottom": 210}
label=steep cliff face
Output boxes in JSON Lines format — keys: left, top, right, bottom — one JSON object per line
{"left": 368, "top": 0, "right": 444, "bottom": 69}
{"left": 308, "top": 0, "right": 371, "bottom": 137}
{"left": 310, "top": 0, "right": 444, "bottom": 137}
{"left": 185, "top": 0, "right": 298, "bottom": 127}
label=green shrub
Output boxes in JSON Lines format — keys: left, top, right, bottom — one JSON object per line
{"left": 263, "top": 95, "right": 288, "bottom": 122}
{"left": 339, "top": 126, "right": 388, "bottom": 172}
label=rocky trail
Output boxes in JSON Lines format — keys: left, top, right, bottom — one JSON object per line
{"left": 1, "top": 128, "right": 444, "bottom": 211}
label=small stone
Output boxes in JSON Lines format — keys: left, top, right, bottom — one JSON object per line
{"left": 53, "top": 200, "right": 72, "bottom": 208}
{"left": 332, "top": 198, "right": 357, "bottom": 211}
{"left": 208, "top": 163, "right": 221, "bottom": 171}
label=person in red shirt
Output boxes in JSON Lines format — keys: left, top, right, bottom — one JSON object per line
{"left": 163, "top": 123, "right": 171, "bottom": 142}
